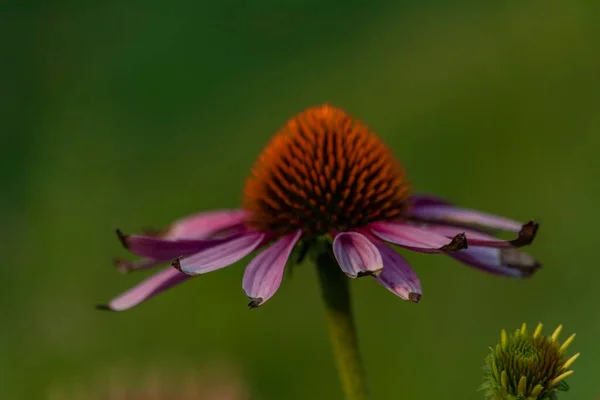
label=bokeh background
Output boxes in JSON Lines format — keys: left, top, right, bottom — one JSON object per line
{"left": 2, "top": 1, "right": 599, "bottom": 399}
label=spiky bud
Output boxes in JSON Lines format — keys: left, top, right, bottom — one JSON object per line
{"left": 481, "top": 323, "right": 579, "bottom": 400}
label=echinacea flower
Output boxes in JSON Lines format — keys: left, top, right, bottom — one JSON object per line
{"left": 481, "top": 323, "right": 579, "bottom": 400}
{"left": 99, "top": 104, "right": 541, "bottom": 311}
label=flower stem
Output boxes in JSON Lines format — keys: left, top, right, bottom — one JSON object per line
{"left": 316, "top": 252, "right": 368, "bottom": 400}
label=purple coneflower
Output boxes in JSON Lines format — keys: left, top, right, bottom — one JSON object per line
{"left": 100, "top": 104, "right": 540, "bottom": 311}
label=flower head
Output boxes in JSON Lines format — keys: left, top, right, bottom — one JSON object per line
{"left": 243, "top": 105, "right": 410, "bottom": 235}
{"left": 99, "top": 104, "right": 541, "bottom": 311}
{"left": 481, "top": 323, "right": 579, "bottom": 400}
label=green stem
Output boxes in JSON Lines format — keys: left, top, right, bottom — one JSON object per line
{"left": 316, "top": 252, "right": 369, "bottom": 400}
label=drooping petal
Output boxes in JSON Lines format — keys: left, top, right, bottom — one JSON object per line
{"left": 113, "top": 210, "right": 250, "bottom": 272}
{"left": 333, "top": 232, "right": 384, "bottom": 278}
{"left": 243, "top": 230, "right": 302, "bottom": 308}
{"left": 175, "top": 232, "right": 265, "bottom": 276}
{"left": 116, "top": 229, "right": 233, "bottom": 260}
{"left": 450, "top": 246, "right": 540, "bottom": 278}
{"left": 419, "top": 223, "right": 539, "bottom": 248}
{"left": 407, "top": 204, "right": 527, "bottom": 233}
{"left": 373, "top": 242, "right": 422, "bottom": 302}
{"left": 369, "top": 222, "right": 467, "bottom": 254}
{"left": 164, "top": 209, "right": 249, "bottom": 240}
{"left": 97, "top": 267, "right": 190, "bottom": 311}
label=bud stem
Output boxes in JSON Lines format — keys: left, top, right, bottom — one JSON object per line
{"left": 316, "top": 251, "right": 369, "bottom": 400}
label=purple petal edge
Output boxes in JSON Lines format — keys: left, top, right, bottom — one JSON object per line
{"left": 407, "top": 205, "right": 525, "bottom": 232}
{"left": 450, "top": 246, "right": 541, "bottom": 278}
{"left": 116, "top": 229, "right": 235, "bottom": 261}
{"left": 419, "top": 222, "right": 539, "bottom": 248}
{"left": 243, "top": 230, "right": 302, "bottom": 308}
{"left": 97, "top": 267, "right": 190, "bottom": 311}
{"left": 369, "top": 222, "right": 467, "bottom": 254}
{"left": 332, "top": 232, "right": 384, "bottom": 278}
{"left": 176, "top": 232, "right": 265, "bottom": 276}
{"left": 373, "top": 242, "right": 422, "bottom": 302}
{"left": 165, "top": 209, "right": 249, "bottom": 240}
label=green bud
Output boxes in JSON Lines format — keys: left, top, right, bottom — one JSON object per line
{"left": 480, "top": 323, "right": 578, "bottom": 400}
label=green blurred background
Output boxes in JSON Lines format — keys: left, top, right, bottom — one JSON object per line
{"left": 2, "top": 1, "right": 599, "bottom": 399}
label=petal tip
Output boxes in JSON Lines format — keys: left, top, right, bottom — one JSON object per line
{"left": 171, "top": 258, "right": 183, "bottom": 272}
{"left": 408, "top": 292, "right": 422, "bottom": 303}
{"left": 511, "top": 220, "right": 539, "bottom": 247}
{"left": 501, "top": 248, "right": 542, "bottom": 278}
{"left": 342, "top": 270, "right": 358, "bottom": 279}
{"left": 115, "top": 229, "right": 129, "bottom": 249}
{"left": 248, "top": 297, "right": 263, "bottom": 309}
{"left": 357, "top": 268, "right": 383, "bottom": 278}
{"left": 522, "top": 262, "right": 543, "bottom": 278}
{"left": 440, "top": 233, "right": 468, "bottom": 252}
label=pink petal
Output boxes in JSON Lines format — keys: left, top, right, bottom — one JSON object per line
{"left": 451, "top": 246, "right": 540, "bottom": 278}
{"left": 420, "top": 223, "right": 538, "bottom": 248}
{"left": 369, "top": 222, "right": 467, "bottom": 254}
{"left": 175, "top": 232, "right": 265, "bottom": 276}
{"left": 164, "top": 209, "right": 249, "bottom": 240}
{"left": 407, "top": 205, "right": 525, "bottom": 232}
{"left": 116, "top": 229, "right": 233, "bottom": 260}
{"left": 373, "top": 243, "right": 422, "bottom": 302}
{"left": 97, "top": 267, "right": 190, "bottom": 311}
{"left": 333, "top": 232, "right": 383, "bottom": 278}
{"left": 243, "top": 231, "right": 302, "bottom": 308}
